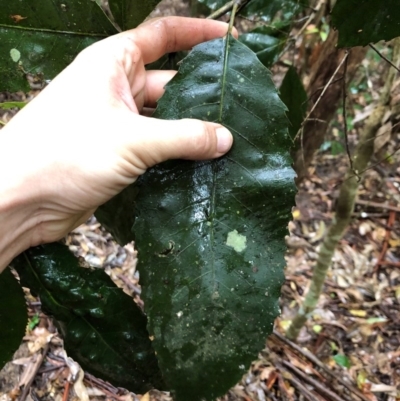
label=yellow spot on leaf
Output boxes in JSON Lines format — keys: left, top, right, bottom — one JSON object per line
{"left": 226, "top": 230, "right": 247, "bottom": 252}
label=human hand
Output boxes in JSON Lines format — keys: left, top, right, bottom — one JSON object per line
{"left": 0, "top": 17, "right": 234, "bottom": 271}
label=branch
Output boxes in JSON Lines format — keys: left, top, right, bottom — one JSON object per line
{"left": 207, "top": 0, "right": 251, "bottom": 20}
{"left": 286, "top": 36, "right": 400, "bottom": 341}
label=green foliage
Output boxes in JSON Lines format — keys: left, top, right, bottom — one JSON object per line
{"left": 132, "top": 35, "right": 295, "bottom": 401}
{"left": 0, "top": 0, "right": 159, "bottom": 92}
{"left": 279, "top": 66, "right": 307, "bottom": 140}
{"left": 0, "top": 0, "right": 116, "bottom": 92}
{"left": 109, "top": 0, "right": 161, "bottom": 31}
{"left": 332, "top": 0, "right": 400, "bottom": 47}
{"left": 12, "top": 244, "right": 165, "bottom": 393}
{"left": 239, "top": 23, "right": 291, "bottom": 67}
{"left": 0, "top": 268, "right": 27, "bottom": 370}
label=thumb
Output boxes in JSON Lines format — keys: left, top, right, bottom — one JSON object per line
{"left": 131, "top": 117, "right": 233, "bottom": 169}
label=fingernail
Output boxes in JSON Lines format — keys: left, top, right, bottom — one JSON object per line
{"left": 216, "top": 127, "right": 233, "bottom": 153}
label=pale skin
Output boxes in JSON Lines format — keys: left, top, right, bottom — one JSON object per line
{"left": 0, "top": 17, "right": 235, "bottom": 272}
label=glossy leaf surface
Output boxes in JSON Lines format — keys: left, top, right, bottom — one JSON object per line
{"left": 12, "top": 244, "right": 164, "bottom": 393}
{"left": 0, "top": 268, "right": 27, "bottom": 370}
{"left": 239, "top": 23, "right": 290, "bottom": 67}
{"left": 108, "top": 0, "right": 161, "bottom": 31}
{"left": 0, "top": 0, "right": 117, "bottom": 91}
{"left": 132, "top": 35, "right": 296, "bottom": 401}
{"left": 279, "top": 66, "right": 307, "bottom": 140}
{"left": 332, "top": 0, "right": 400, "bottom": 47}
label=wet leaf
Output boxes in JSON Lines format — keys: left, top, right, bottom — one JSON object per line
{"left": 332, "top": 0, "right": 400, "bottom": 47}
{"left": 12, "top": 243, "right": 165, "bottom": 393}
{"left": 131, "top": 34, "right": 295, "bottom": 401}
{"left": 0, "top": 268, "right": 27, "bottom": 369}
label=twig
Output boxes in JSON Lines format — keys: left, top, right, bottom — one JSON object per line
{"left": 302, "top": 53, "right": 349, "bottom": 128}
{"left": 62, "top": 380, "right": 71, "bottom": 401}
{"left": 283, "top": 371, "right": 324, "bottom": 401}
{"left": 282, "top": 360, "right": 350, "bottom": 401}
{"left": 341, "top": 50, "right": 356, "bottom": 177}
{"left": 355, "top": 199, "right": 400, "bottom": 213}
{"left": 272, "top": 331, "right": 372, "bottom": 401}
{"left": 295, "top": 0, "right": 326, "bottom": 40}
{"left": 374, "top": 210, "right": 396, "bottom": 273}
{"left": 369, "top": 43, "right": 400, "bottom": 73}
{"left": 206, "top": 0, "right": 251, "bottom": 20}
{"left": 19, "top": 343, "right": 50, "bottom": 401}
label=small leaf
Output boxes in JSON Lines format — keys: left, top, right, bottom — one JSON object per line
{"left": 28, "top": 313, "right": 40, "bottom": 331}
{"left": 349, "top": 309, "right": 367, "bottom": 317}
{"left": 279, "top": 66, "right": 307, "bottom": 140}
{"left": 332, "top": 0, "right": 400, "bottom": 47}
{"left": 132, "top": 34, "right": 295, "bottom": 401}
{"left": 312, "top": 324, "right": 323, "bottom": 333}
{"left": 0, "top": 101, "right": 27, "bottom": 110}
{"left": 0, "top": 268, "right": 27, "bottom": 370}
{"left": 333, "top": 354, "right": 351, "bottom": 369}
{"left": 366, "top": 317, "right": 387, "bottom": 324}
{"left": 12, "top": 244, "right": 165, "bottom": 393}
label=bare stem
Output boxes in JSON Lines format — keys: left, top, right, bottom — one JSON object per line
{"left": 286, "top": 36, "right": 400, "bottom": 341}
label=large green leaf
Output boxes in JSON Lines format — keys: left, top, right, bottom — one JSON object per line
{"left": 332, "top": 0, "right": 400, "bottom": 47}
{"left": 12, "top": 243, "right": 164, "bottom": 393}
{"left": 131, "top": 35, "right": 296, "bottom": 401}
{"left": 0, "top": 0, "right": 118, "bottom": 91}
{"left": 279, "top": 66, "right": 307, "bottom": 140}
{"left": 0, "top": 268, "right": 27, "bottom": 370}
{"left": 239, "top": 23, "right": 290, "bottom": 68}
{"left": 108, "top": 0, "right": 162, "bottom": 31}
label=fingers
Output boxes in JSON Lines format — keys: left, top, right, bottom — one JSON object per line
{"left": 143, "top": 70, "right": 176, "bottom": 108}
{"left": 122, "top": 116, "right": 233, "bottom": 171}
{"left": 120, "top": 17, "right": 235, "bottom": 64}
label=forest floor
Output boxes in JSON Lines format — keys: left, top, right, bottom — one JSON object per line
{"left": 0, "top": 0, "right": 399, "bottom": 400}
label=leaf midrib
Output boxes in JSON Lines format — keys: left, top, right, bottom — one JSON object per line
{"left": 0, "top": 24, "right": 109, "bottom": 38}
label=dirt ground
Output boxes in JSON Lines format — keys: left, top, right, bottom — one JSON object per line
{"left": 1, "top": 0, "right": 399, "bottom": 400}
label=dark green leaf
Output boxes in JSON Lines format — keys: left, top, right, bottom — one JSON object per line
{"left": 0, "top": 268, "right": 27, "bottom": 370}
{"left": 12, "top": 244, "right": 165, "bottom": 393}
{"left": 108, "top": 0, "right": 161, "bottom": 31}
{"left": 0, "top": 0, "right": 117, "bottom": 91}
{"left": 239, "top": 23, "right": 290, "bottom": 67}
{"left": 96, "top": 185, "right": 139, "bottom": 245}
{"left": 332, "top": 0, "right": 400, "bottom": 47}
{"left": 131, "top": 35, "right": 295, "bottom": 401}
{"left": 279, "top": 66, "right": 307, "bottom": 140}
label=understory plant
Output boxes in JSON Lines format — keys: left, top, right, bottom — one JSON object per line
{"left": 1, "top": 0, "right": 399, "bottom": 399}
